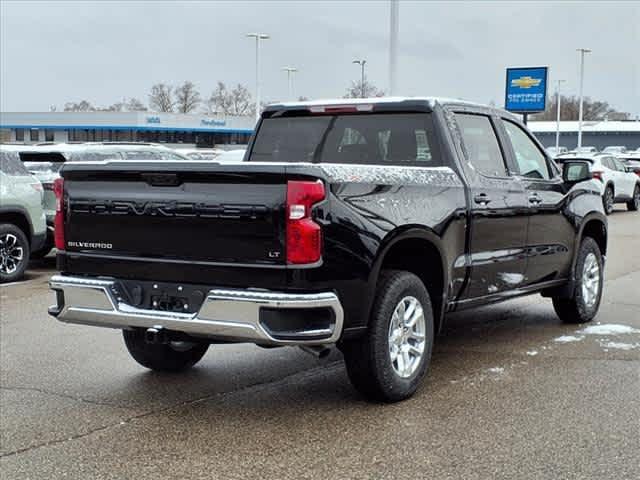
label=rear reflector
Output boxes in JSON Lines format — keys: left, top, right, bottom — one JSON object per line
{"left": 53, "top": 178, "right": 65, "bottom": 249}
{"left": 286, "top": 180, "right": 325, "bottom": 264}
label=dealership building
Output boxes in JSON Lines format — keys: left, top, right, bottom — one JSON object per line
{"left": 529, "top": 120, "right": 640, "bottom": 151}
{"left": 0, "top": 111, "right": 255, "bottom": 147}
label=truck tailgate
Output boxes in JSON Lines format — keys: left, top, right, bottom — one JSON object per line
{"left": 62, "top": 163, "right": 289, "bottom": 267}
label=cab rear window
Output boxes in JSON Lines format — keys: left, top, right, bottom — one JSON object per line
{"left": 249, "top": 113, "right": 441, "bottom": 166}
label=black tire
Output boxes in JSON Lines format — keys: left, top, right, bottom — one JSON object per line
{"left": 552, "top": 237, "right": 603, "bottom": 324}
{"left": 123, "top": 329, "right": 209, "bottom": 372}
{"left": 0, "top": 223, "right": 30, "bottom": 283}
{"left": 31, "top": 234, "right": 54, "bottom": 259}
{"left": 626, "top": 184, "right": 639, "bottom": 211}
{"left": 341, "top": 270, "right": 435, "bottom": 403}
{"left": 602, "top": 185, "right": 614, "bottom": 215}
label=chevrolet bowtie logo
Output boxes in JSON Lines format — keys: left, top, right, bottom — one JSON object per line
{"left": 511, "top": 76, "right": 542, "bottom": 89}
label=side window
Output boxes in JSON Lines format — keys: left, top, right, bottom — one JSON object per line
{"left": 612, "top": 158, "right": 626, "bottom": 172}
{"left": 502, "top": 120, "right": 550, "bottom": 180}
{"left": 455, "top": 113, "right": 508, "bottom": 177}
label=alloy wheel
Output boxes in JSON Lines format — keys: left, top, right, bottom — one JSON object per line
{"left": 388, "top": 296, "right": 426, "bottom": 378}
{"left": 0, "top": 233, "right": 25, "bottom": 275}
{"left": 581, "top": 252, "right": 600, "bottom": 309}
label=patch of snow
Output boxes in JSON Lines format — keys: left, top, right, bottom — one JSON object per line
{"left": 554, "top": 335, "right": 584, "bottom": 343}
{"left": 599, "top": 341, "right": 639, "bottom": 351}
{"left": 486, "top": 367, "right": 505, "bottom": 374}
{"left": 487, "top": 285, "right": 498, "bottom": 293}
{"left": 579, "top": 324, "right": 640, "bottom": 335}
{"left": 526, "top": 350, "right": 539, "bottom": 356}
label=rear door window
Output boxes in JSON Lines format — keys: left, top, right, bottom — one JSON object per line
{"left": 250, "top": 113, "right": 441, "bottom": 166}
{"left": 455, "top": 114, "right": 508, "bottom": 177}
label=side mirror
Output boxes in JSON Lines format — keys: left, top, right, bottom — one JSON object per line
{"left": 562, "top": 161, "right": 592, "bottom": 183}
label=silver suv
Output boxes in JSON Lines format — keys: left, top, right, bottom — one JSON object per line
{"left": 0, "top": 150, "right": 47, "bottom": 282}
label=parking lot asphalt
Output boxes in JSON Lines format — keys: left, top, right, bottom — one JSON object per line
{"left": 1, "top": 207, "right": 638, "bottom": 479}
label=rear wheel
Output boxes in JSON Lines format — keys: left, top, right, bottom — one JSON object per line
{"left": 342, "top": 270, "right": 434, "bottom": 403}
{"left": 123, "top": 329, "right": 209, "bottom": 372}
{"left": 552, "top": 237, "right": 603, "bottom": 324}
{"left": 627, "top": 184, "right": 639, "bottom": 211}
{"left": 0, "top": 224, "right": 30, "bottom": 283}
{"left": 602, "top": 186, "right": 614, "bottom": 214}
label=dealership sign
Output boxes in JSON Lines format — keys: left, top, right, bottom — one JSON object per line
{"left": 504, "top": 66, "right": 548, "bottom": 113}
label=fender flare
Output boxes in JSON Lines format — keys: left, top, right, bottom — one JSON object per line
{"left": 365, "top": 225, "right": 449, "bottom": 331}
{"left": 0, "top": 206, "right": 34, "bottom": 240}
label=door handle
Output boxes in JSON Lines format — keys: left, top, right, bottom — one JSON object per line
{"left": 528, "top": 193, "right": 542, "bottom": 204}
{"left": 474, "top": 193, "right": 491, "bottom": 205}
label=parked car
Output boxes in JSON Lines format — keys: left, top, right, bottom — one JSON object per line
{"left": 546, "top": 146, "right": 568, "bottom": 157}
{"left": 49, "top": 97, "right": 608, "bottom": 402}
{"left": 556, "top": 153, "right": 639, "bottom": 213}
{"left": 602, "top": 146, "right": 627, "bottom": 154}
{"left": 0, "top": 149, "right": 47, "bottom": 282}
{"left": 215, "top": 149, "right": 246, "bottom": 162}
{"left": 174, "top": 148, "right": 224, "bottom": 161}
{"left": 570, "top": 146, "right": 599, "bottom": 154}
{"left": 616, "top": 153, "right": 640, "bottom": 177}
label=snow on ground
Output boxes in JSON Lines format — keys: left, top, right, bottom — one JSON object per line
{"left": 554, "top": 335, "right": 584, "bottom": 343}
{"left": 486, "top": 367, "right": 505, "bottom": 374}
{"left": 526, "top": 350, "right": 539, "bottom": 356}
{"left": 598, "top": 341, "right": 640, "bottom": 351}
{"left": 578, "top": 324, "right": 640, "bottom": 335}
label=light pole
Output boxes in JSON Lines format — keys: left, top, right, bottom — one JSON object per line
{"left": 282, "top": 66, "right": 298, "bottom": 100}
{"left": 555, "top": 79, "right": 566, "bottom": 151}
{"left": 577, "top": 48, "right": 591, "bottom": 149}
{"left": 353, "top": 60, "right": 367, "bottom": 98}
{"left": 247, "top": 33, "right": 270, "bottom": 122}
{"left": 389, "top": 0, "right": 399, "bottom": 95}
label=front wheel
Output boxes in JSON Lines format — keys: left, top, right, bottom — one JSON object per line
{"left": 627, "top": 184, "right": 639, "bottom": 211}
{"left": 123, "top": 329, "right": 209, "bottom": 372}
{"left": 552, "top": 237, "right": 603, "bottom": 324}
{"left": 342, "top": 270, "right": 434, "bottom": 403}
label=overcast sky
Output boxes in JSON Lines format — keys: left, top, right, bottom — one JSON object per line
{"left": 1, "top": 0, "right": 639, "bottom": 117}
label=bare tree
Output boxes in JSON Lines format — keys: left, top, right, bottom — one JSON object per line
{"left": 175, "top": 81, "right": 201, "bottom": 114}
{"left": 533, "top": 95, "right": 630, "bottom": 121}
{"left": 102, "top": 102, "right": 125, "bottom": 112}
{"left": 149, "top": 83, "right": 174, "bottom": 112}
{"left": 64, "top": 100, "right": 96, "bottom": 112}
{"left": 126, "top": 98, "right": 147, "bottom": 111}
{"left": 207, "top": 82, "right": 253, "bottom": 115}
{"left": 344, "top": 77, "right": 384, "bottom": 99}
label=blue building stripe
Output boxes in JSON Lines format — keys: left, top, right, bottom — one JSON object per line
{"left": 0, "top": 124, "right": 254, "bottom": 134}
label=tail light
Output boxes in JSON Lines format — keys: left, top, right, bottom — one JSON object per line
{"left": 53, "top": 178, "right": 65, "bottom": 249}
{"left": 592, "top": 171, "right": 604, "bottom": 182}
{"left": 286, "top": 180, "right": 325, "bottom": 264}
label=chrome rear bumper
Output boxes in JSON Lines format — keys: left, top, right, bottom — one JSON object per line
{"left": 49, "top": 275, "right": 344, "bottom": 346}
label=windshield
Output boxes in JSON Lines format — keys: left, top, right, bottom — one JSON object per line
{"left": 249, "top": 113, "right": 441, "bottom": 166}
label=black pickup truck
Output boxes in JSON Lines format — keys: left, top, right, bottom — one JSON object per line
{"left": 49, "top": 98, "right": 607, "bottom": 402}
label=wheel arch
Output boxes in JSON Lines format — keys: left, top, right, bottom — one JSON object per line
{"left": 0, "top": 207, "right": 33, "bottom": 245}
{"left": 368, "top": 226, "right": 448, "bottom": 334}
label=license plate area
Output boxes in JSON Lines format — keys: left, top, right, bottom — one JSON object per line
{"left": 110, "top": 279, "right": 208, "bottom": 314}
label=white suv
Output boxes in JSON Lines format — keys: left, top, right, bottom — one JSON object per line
{"left": 557, "top": 153, "right": 639, "bottom": 214}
